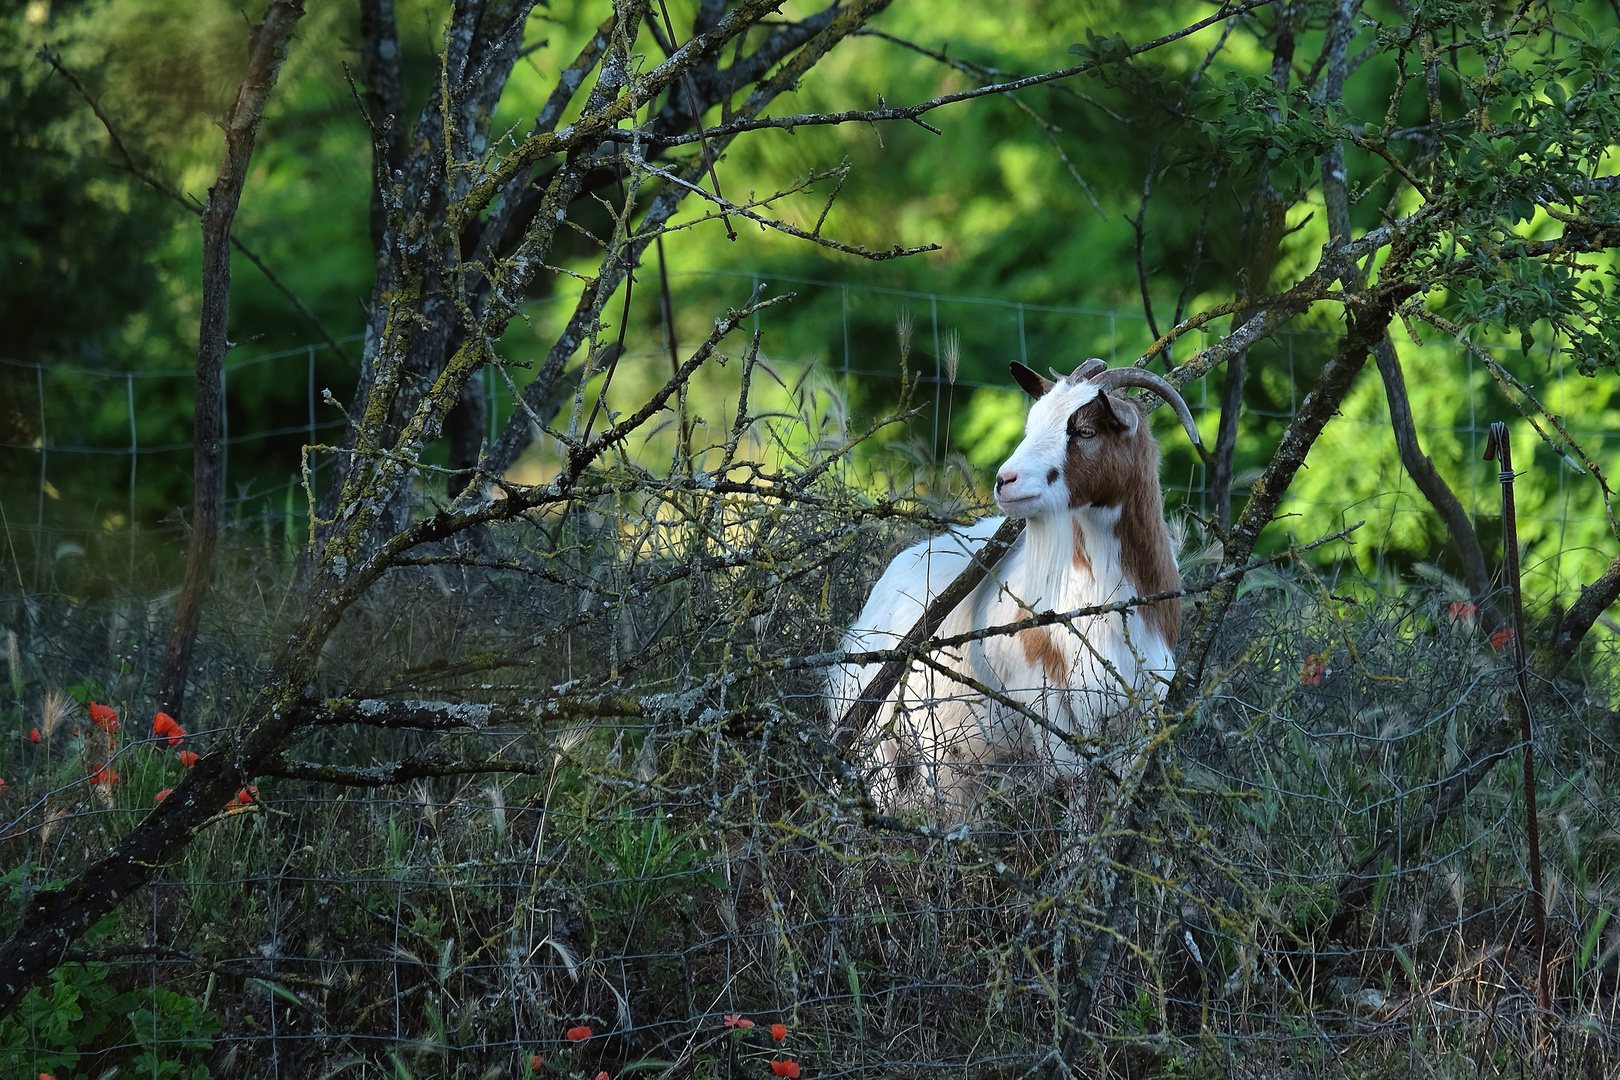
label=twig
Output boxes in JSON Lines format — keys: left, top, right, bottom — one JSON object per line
{"left": 1052, "top": 276, "right": 1419, "bottom": 1064}
{"left": 1371, "top": 335, "right": 1498, "bottom": 621}
{"left": 636, "top": 161, "right": 941, "bottom": 260}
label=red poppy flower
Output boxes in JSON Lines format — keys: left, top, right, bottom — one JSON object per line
{"left": 0, "top": 779, "right": 8, "bottom": 798}
{"left": 88, "top": 764, "right": 119, "bottom": 787}
{"left": 89, "top": 702, "right": 119, "bottom": 733}
{"left": 1447, "top": 602, "right": 1477, "bottom": 621}
{"left": 1491, "top": 627, "right": 1516, "bottom": 650}
{"left": 154, "top": 788, "right": 173, "bottom": 803}
{"left": 771, "top": 1023, "right": 787, "bottom": 1042}
{"left": 1300, "top": 653, "right": 1328, "bottom": 686}
{"left": 594, "top": 1073, "right": 609, "bottom": 1080}
{"left": 41, "top": 1073, "right": 56, "bottom": 1080}
{"left": 27, "top": 728, "right": 39, "bottom": 744}
{"left": 154, "top": 712, "right": 186, "bottom": 744}
{"left": 234, "top": 786, "right": 258, "bottom": 806}
{"left": 769, "top": 1060, "right": 801, "bottom": 1078}
{"left": 530, "top": 1055, "right": 542, "bottom": 1073}
{"left": 179, "top": 750, "right": 199, "bottom": 767}
{"left": 565, "top": 1025, "right": 592, "bottom": 1042}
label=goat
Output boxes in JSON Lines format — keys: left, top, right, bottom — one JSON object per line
{"left": 827, "top": 359, "right": 1205, "bottom": 814}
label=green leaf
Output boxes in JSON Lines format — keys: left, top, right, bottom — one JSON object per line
{"left": 249, "top": 978, "right": 306, "bottom": 1011}
{"left": 1580, "top": 908, "right": 1612, "bottom": 972}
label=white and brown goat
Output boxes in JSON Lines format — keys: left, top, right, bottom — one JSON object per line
{"left": 827, "top": 359, "right": 1204, "bottom": 813}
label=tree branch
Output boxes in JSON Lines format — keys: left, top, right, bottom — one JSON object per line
{"left": 833, "top": 516, "right": 1023, "bottom": 745}
{"left": 1053, "top": 275, "right": 1419, "bottom": 1063}
{"left": 158, "top": 0, "right": 308, "bottom": 723}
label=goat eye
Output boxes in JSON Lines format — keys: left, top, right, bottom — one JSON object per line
{"left": 1074, "top": 425, "right": 1096, "bottom": 440}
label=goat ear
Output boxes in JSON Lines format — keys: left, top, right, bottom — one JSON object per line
{"left": 1095, "top": 392, "right": 1140, "bottom": 437}
{"left": 1009, "top": 361, "right": 1054, "bottom": 399}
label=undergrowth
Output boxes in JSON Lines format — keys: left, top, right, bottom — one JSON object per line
{"left": 1, "top": 478, "right": 1617, "bottom": 1079}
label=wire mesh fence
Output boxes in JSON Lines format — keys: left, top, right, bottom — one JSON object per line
{"left": 4, "top": 269, "right": 1613, "bottom": 580}
{"left": 1, "top": 272, "right": 1618, "bottom": 1078}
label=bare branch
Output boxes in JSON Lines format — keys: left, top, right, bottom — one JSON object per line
{"left": 609, "top": 0, "right": 1281, "bottom": 149}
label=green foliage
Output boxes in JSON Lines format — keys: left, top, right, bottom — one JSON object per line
{"left": 0, "top": 847, "right": 225, "bottom": 1073}
{"left": 0, "top": 886, "right": 220, "bottom": 1078}
{"left": 0, "top": 0, "right": 173, "bottom": 372}
{"left": 6, "top": 0, "right": 1620, "bottom": 612}
{"left": 577, "top": 809, "right": 723, "bottom": 960}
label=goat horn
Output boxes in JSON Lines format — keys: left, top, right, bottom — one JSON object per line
{"left": 1050, "top": 358, "right": 1107, "bottom": 384}
{"left": 1074, "top": 358, "right": 1107, "bottom": 383}
{"left": 1091, "top": 365, "right": 1208, "bottom": 461}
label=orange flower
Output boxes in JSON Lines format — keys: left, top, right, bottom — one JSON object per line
{"left": 89, "top": 702, "right": 119, "bottom": 733}
{"left": 27, "top": 728, "right": 40, "bottom": 744}
{"left": 771, "top": 1023, "right": 787, "bottom": 1042}
{"left": 88, "top": 763, "right": 119, "bottom": 787}
{"left": 769, "top": 1060, "right": 801, "bottom": 1078}
{"left": 1447, "top": 602, "right": 1477, "bottom": 621}
{"left": 723, "top": 1013, "right": 754, "bottom": 1029}
{"left": 1300, "top": 653, "right": 1328, "bottom": 686}
{"left": 0, "top": 779, "right": 8, "bottom": 798}
{"left": 594, "top": 1073, "right": 609, "bottom": 1080}
{"left": 565, "top": 1025, "right": 592, "bottom": 1042}
{"left": 154, "top": 788, "right": 173, "bottom": 803}
{"left": 153, "top": 712, "right": 186, "bottom": 745}
{"left": 235, "top": 786, "right": 258, "bottom": 806}
{"left": 41, "top": 1073, "right": 57, "bottom": 1080}
{"left": 179, "top": 750, "right": 199, "bottom": 767}
{"left": 530, "top": 1054, "right": 543, "bottom": 1073}
{"left": 1491, "top": 627, "right": 1516, "bottom": 650}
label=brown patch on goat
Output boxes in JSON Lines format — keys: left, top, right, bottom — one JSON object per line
{"left": 1064, "top": 395, "right": 1182, "bottom": 648}
{"left": 1071, "top": 518, "right": 1092, "bottom": 573}
{"left": 1019, "top": 628, "right": 1069, "bottom": 685}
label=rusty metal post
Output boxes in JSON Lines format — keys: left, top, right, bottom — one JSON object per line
{"left": 1484, "top": 420, "right": 1549, "bottom": 1021}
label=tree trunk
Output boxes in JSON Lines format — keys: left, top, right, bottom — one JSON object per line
{"left": 1371, "top": 335, "right": 1498, "bottom": 616}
